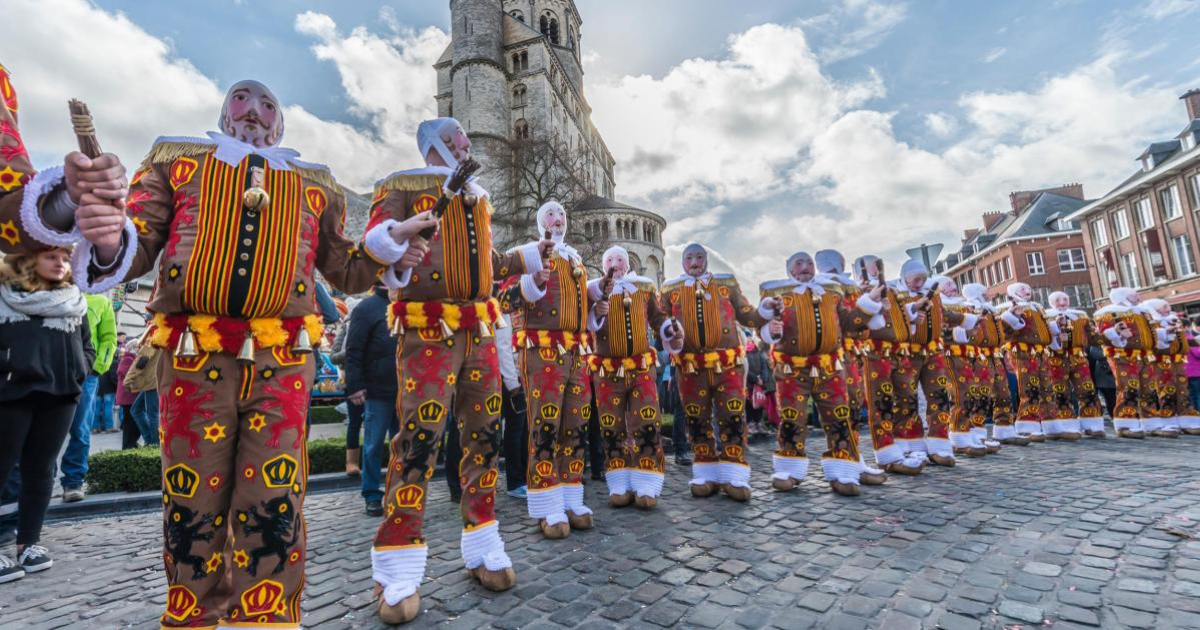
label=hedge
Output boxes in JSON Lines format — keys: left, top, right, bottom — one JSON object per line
{"left": 308, "top": 405, "right": 345, "bottom": 425}
{"left": 86, "top": 437, "right": 351, "bottom": 495}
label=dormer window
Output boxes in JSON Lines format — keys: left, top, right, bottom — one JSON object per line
{"left": 1143, "top": 157, "right": 1153, "bottom": 172}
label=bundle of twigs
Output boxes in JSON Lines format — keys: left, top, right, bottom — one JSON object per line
{"left": 68, "top": 99, "right": 102, "bottom": 159}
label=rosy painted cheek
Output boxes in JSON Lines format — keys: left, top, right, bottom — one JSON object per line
{"left": 228, "top": 100, "right": 250, "bottom": 119}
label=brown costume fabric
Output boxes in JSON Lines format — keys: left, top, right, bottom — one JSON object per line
{"left": 520, "top": 347, "right": 591, "bottom": 491}
{"left": 594, "top": 369, "right": 664, "bottom": 475}
{"left": 1095, "top": 311, "right": 1159, "bottom": 426}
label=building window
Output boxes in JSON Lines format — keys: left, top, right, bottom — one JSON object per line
{"left": 511, "top": 51, "right": 529, "bottom": 72}
{"left": 1058, "top": 248, "right": 1086, "bottom": 272}
{"left": 1026, "top": 252, "right": 1045, "bottom": 275}
{"left": 540, "top": 12, "right": 560, "bottom": 45}
{"left": 514, "top": 119, "right": 530, "bottom": 140}
{"left": 1121, "top": 252, "right": 1140, "bottom": 288}
{"left": 1113, "top": 209, "right": 1130, "bottom": 239}
{"left": 1065, "top": 284, "right": 1094, "bottom": 308}
{"left": 1134, "top": 198, "right": 1154, "bottom": 230}
{"left": 1190, "top": 174, "right": 1200, "bottom": 210}
{"left": 1173, "top": 234, "right": 1197, "bottom": 277}
{"left": 1161, "top": 185, "right": 1183, "bottom": 220}
{"left": 509, "top": 10, "right": 524, "bottom": 22}
{"left": 512, "top": 84, "right": 526, "bottom": 107}
{"left": 1031, "top": 287, "right": 1051, "bottom": 305}
{"left": 985, "top": 266, "right": 994, "bottom": 286}
{"left": 1003, "top": 257, "right": 1012, "bottom": 280}
{"left": 1090, "top": 219, "right": 1108, "bottom": 246}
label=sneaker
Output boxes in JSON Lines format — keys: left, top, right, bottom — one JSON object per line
{"left": 364, "top": 499, "right": 383, "bottom": 517}
{"left": 507, "top": 486, "right": 528, "bottom": 499}
{"left": 0, "top": 555, "right": 24, "bottom": 583}
{"left": 62, "top": 487, "right": 85, "bottom": 503}
{"left": 17, "top": 545, "right": 51, "bottom": 573}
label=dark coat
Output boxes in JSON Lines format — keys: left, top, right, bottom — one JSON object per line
{"left": 1087, "top": 345, "right": 1115, "bottom": 389}
{"left": 746, "top": 345, "right": 776, "bottom": 393}
{"left": 0, "top": 310, "right": 94, "bottom": 403}
{"left": 344, "top": 288, "right": 399, "bottom": 400}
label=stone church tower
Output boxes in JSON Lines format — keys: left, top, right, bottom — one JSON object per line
{"left": 435, "top": 0, "right": 667, "bottom": 283}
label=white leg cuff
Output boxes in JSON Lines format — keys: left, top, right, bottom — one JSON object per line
{"left": 993, "top": 424, "right": 1017, "bottom": 439}
{"left": 630, "top": 470, "right": 665, "bottom": 498}
{"left": 371, "top": 545, "right": 428, "bottom": 606}
{"left": 1058, "top": 418, "right": 1082, "bottom": 433}
{"left": 771, "top": 455, "right": 809, "bottom": 482}
{"left": 562, "top": 484, "right": 592, "bottom": 515}
{"left": 896, "top": 438, "right": 927, "bottom": 454}
{"left": 690, "top": 462, "right": 721, "bottom": 486}
{"left": 872, "top": 443, "right": 904, "bottom": 466}
{"left": 718, "top": 461, "right": 752, "bottom": 488}
{"left": 1162, "top": 416, "right": 1181, "bottom": 431}
{"left": 858, "top": 455, "right": 885, "bottom": 475}
{"left": 1041, "top": 420, "right": 1062, "bottom": 435}
{"left": 605, "top": 469, "right": 632, "bottom": 495}
{"left": 1080, "top": 417, "right": 1107, "bottom": 432}
{"left": 970, "top": 427, "right": 988, "bottom": 440}
{"left": 1179, "top": 415, "right": 1200, "bottom": 429}
{"left": 527, "top": 485, "right": 566, "bottom": 521}
{"left": 1141, "top": 417, "right": 1164, "bottom": 431}
{"left": 1015, "top": 420, "right": 1043, "bottom": 436}
{"left": 901, "top": 451, "right": 929, "bottom": 468}
{"left": 1114, "top": 418, "right": 1144, "bottom": 431}
{"left": 821, "top": 458, "right": 861, "bottom": 485}
{"left": 949, "top": 431, "right": 975, "bottom": 449}
{"left": 461, "top": 521, "right": 512, "bottom": 571}
{"left": 925, "top": 437, "right": 953, "bottom": 457}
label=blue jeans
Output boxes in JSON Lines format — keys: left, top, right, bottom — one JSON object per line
{"left": 60, "top": 373, "right": 99, "bottom": 487}
{"left": 361, "top": 398, "right": 397, "bottom": 502}
{"left": 93, "top": 392, "right": 116, "bottom": 431}
{"left": 1189, "top": 377, "right": 1200, "bottom": 417}
{"left": 133, "top": 391, "right": 160, "bottom": 446}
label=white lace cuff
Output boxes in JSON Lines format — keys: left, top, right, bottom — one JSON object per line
{"left": 73, "top": 219, "right": 137, "bottom": 294}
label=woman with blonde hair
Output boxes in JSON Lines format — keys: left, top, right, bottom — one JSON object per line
{"left": 0, "top": 246, "right": 93, "bottom": 584}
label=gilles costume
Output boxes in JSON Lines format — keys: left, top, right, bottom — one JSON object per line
{"left": 937, "top": 279, "right": 992, "bottom": 456}
{"left": 757, "top": 254, "right": 880, "bottom": 495}
{"left": 1093, "top": 288, "right": 1164, "bottom": 438}
{"left": 1143, "top": 299, "right": 1194, "bottom": 435}
{"left": 586, "top": 246, "right": 674, "bottom": 507}
{"left": 663, "top": 245, "right": 768, "bottom": 500}
{"left": 78, "top": 82, "right": 399, "bottom": 629}
{"left": 1045, "top": 293, "right": 1102, "bottom": 438}
{"left": 371, "top": 119, "right": 539, "bottom": 616}
{"left": 0, "top": 63, "right": 82, "bottom": 257}
{"left": 507, "top": 202, "right": 594, "bottom": 536}
{"left": 960, "top": 284, "right": 1014, "bottom": 446}
{"left": 999, "top": 284, "right": 1062, "bottom": 441}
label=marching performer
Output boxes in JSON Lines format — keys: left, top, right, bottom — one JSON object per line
{"left": 1045, "top": 291, "right": 1102, "bottom": 439}
{"left": 1143, "top": 298, "right": 1193, "bottom": 437}
{"left": 937, "top": 277, "right": 991, "bottom": 457}
{"left": 368, "top": 118, "right": 549, "bottom": 623}
{"left": 0, "top": 63, "right": 129, "bottom": 258}
{"left": 76, "top": 81, "right": 417, "bottom": 629}
{"left": 506, "top": 201, "right": 595, "bottom": 538}
{"left": 758, "top": 252, "right": 885, "bottom": 496}
{"left": 999, "top": 283, "right": 1061, "bottom": 443}
{"left": 1093, "top": 287, "right": 1163, "bottom": 440}
{"left": 586, "top": 246, "right": 682, "bottom": 509}
{"left": 960, "top": 284, "right": 1020, "bottom": 446}
{"left": 893, "top": 260, "right": 973, "bottom": 466}
{"left": 663, "top": 243, "right": 768, "bottom": 501}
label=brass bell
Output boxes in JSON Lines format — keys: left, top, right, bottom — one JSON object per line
{"left": 463, "top": 193, "right": 478, "bottom": 208}
{"left": 810, "top": 366, "right": 820, "bottom": 378}
{"left": 572, "top": 267, "right": 585, "bottom": 280}
{"left": 439, "top": 319, "right": 455, "bottom": 340}
{"left": 479, "top": 321, "right": 494, "bottom": 338}
{"left": 597, "top": 366, "right": 607, "bottom": 378}
{"left": 237, "top": 333, "right": 256, "bottom": 364}
{"left": 714, "top": 361, "right": 724, "bottom": 374}
{"left": 524, "top": 335, "right": 536, "bottom": 349}
{"left": 623, "top": 295, "right": 633, "bottom": 309}
{"left": 557, "top": 343, "right": 569, "bottom": 356}
{"left": 243, "top": 187, "right": 270, "bottom": 212}
{"left": 175, "top": 327, "right": 199, "bottom": 358}
{"left": 782, "top": 364, "right": 794, "bottom": 375}
{"left": 835, "top": 359, "right": 843, "bottom": 371}
{"left": 292, "top": 327, "right": 313, "bottom": 355}
{"left": 391, "top": 316, "right": 405, "bottom": 337}
{"left": 494, "top": 316, "right": 509, "bottom": 330}
{"left": 616, "top": 365, "right": 626, "bottom": 379}
{"left": 684, "top": 362, "right": 697, "bottom": 375}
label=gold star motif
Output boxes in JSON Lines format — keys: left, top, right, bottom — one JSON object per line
{"left": 469, "top": 370, "right": 482, "bottom": 382}
{"left": 446, "top": 373, "right": 457, "bottom": 385}
{"left": 405, "top": 378, "right": 418, "bottom": 392}
{"left": 232, "top": 549, "right": 249, "bottom": 568}
{"left": 0, "top": 166, "right": 22, "bottom": 192}
{"left": 203, "top": 422, "right": 227, "bottom": 443}
{"left": 246, "top": 413, "right": 267, "bottom": 433}
{"left": 205, "top": 552, "right": 223, "bottom": 574}
{"left": 131, "top": 216, "right": 148, "bottom": 234}
{"left": 0, "top": 220, "right": 19, "bottom": 247}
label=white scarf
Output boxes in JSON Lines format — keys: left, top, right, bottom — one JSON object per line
{"left": 610, "top": 272, "right": 652, "bottom": 295}
{"left": 1046, "top": 307, "right": 1085, "bottom": 321}
{"left": 548, "top": 234, "right": 580, "bottom": 264}
{"left": 206, "top": 131, "right": 301, "bottom": 170}
{"left": 683, "top": 272, "right": 712, "bottom": 289}
{"left": 0, "top": 284, "right": 87, "bottom": 332}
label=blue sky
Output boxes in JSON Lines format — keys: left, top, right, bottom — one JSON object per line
{"left": 5, "top": 0, "right": 1200, "bottom": 289}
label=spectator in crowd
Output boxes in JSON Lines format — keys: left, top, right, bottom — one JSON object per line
{"left": 116, "top": 341, "right": 143, "bottom": 450}
{"left": 329, "top": 299, "right": 363, "bottom": 476}
{"left": 1188, "top": 319, "right": 1200, "bottom": 419}
{"left": 745, "top": 338, "right": 773, "bottom": 438}
{"left": 58, "top": 292, "right": 116, "bottom": 503}
{"left": 130, "top": 387, "right": 159, "bottom": 447}
{"left": 657, "top": 339, "right": 691, "bottom": 465}
{"left": 92, "top": 331, "right": 125, "bottom": 434}
{"left": 0, "top": 468, "right": 18, "bottom": 548}
{"left": 495, "top": 313, "right": 528, "bottom": 498}
{"left": 443, "top": 411, "right": 462, "bottom": 503}
{"left": 0, "top": 246, "right": 94, "bottom": 583}
{"left": 1088, "top": 344, "right": 1117, "bottom": 419}
{"left": 344, "top": 282, "right": 400, "bottom": 517}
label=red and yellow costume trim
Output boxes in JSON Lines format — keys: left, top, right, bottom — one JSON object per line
{"left": 149, "top": 313, "right": 322, "bottom": 354}
{"left": 586, "top": 351, "right": 657, "bottom": 375}
{"left": 515, "top": 329, "right": 594, "bottom": 353}
{"left": 1005, "top": 342, "right": 1051, "bottom": 356}
{"left": 387, "top": 298, "right": 501, "bottom": 334}
{"left": 771, "top": 349, "right": 844, "bottom": 371}
{"left": 863, "top": 339, "right": 942, "bottom": 357}
{"left": 670, "top": 347, "right": 745, "bottom": 372}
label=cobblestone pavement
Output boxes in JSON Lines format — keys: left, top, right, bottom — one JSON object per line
{"left": 4, "top": 433, "right": 1200, "bottom": 629}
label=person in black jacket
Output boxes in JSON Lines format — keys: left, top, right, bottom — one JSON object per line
{"left": 344, "top": 284, "right": 400, "bottom": 516}
{"left": 0, "top": 246, "right": 94, "bottom": 584}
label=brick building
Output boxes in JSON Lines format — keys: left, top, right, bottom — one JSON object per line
{"left": 1066, "top": 90, "right": 1200, "bottom": 316}
{"left": 933, "top": 184, "right": 1093, "bottom": 308}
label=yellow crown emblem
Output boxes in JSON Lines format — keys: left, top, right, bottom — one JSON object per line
{"left": 240, "top": 579, "right": 285, "bottom": 617}
{"left": 540, "top": 403, "right": 560, "bottom": 420}
{"left": 164, "top": 464, "right": 199, "bottom": 499}
{"left": 164, "top": 585, "right": 199, "bottom": 622}
{"left": 418, "top": 400, "right": 446, "bottom": 424}
{"left": 395, "top": 484, "right": 424, "bottom": 508}
{"left": 639, "top": 406, "right": 657, "bottom": 421}
{"left": 262, "top": 454, "right": 298, "bottom": 489}
{"left": 484, "top": 394, "right": 502, "bottom": 416}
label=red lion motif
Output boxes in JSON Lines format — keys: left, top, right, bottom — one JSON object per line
{"left": 162, "top": 379, "right": 213, "bottom": 459}
{"left": 262, "top": 374, "right": 309, "bottom": 449}
{"left": 408, "top": 345, "right": 453, "bottom": 397}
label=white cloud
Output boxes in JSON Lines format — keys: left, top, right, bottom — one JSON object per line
{"left": 983, "top": 47, "right": 1007, "bottom": 63}
{"left": 1140, "top": 0, "right": 1200, "bottom": 20}
{"left": 802, "top": 0, "right": 909, "bottom": 63}
{"left": 924, "top": 112, "right": 958, "bottom": 138}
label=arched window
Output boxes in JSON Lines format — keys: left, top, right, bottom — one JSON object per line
{"left": 509, "top": 10, "right": 524, "bottom": 23}
{"left": 514, "top": 119, "right": 530, "bottom": 140}
{"left": 511, "top": 53, "right": 520, "bottom": 72}
{"left": 540, "top": 11, "right": 560, "bottom": 44}
{"left": 520, "top": 51, "right": 528, "bottom": 71}
{"left": 512, "top": 84, "right": 526, "bottom": 107}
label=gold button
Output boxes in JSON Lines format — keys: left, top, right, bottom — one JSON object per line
{"left": 243, "top": 238, "right": 252, "bottom": 246}
{"left": 245, "top": 225, "right": 254, "bottom": 232}
{"left": 237, "top": 268, "right": 247, "bottom": 277}
{"left": 240, "top": 253, "right": 249, "bottom": 261}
